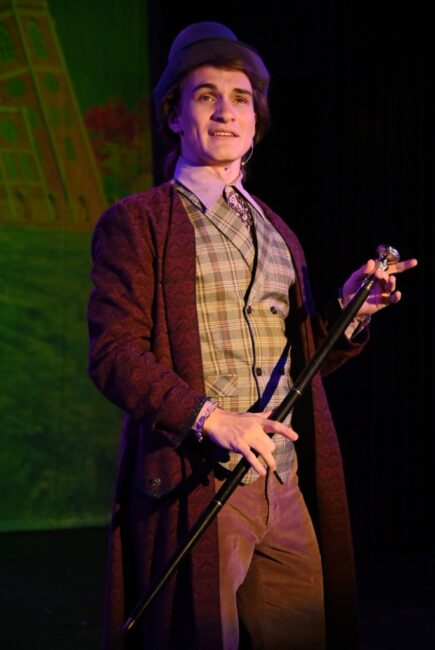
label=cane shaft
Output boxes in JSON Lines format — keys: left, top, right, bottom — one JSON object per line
{"left": 124, "top": 248, "right": 394, "bottom": 633}
{"left": 273, "top": 277, "right": 374, "bottom": 422}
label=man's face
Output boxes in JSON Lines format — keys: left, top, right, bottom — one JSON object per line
{"left": 169, "top": 65, "right": 256, "bottom": 168}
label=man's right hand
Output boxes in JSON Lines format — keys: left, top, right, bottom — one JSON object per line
{"left": 202, "top": 409, "right": 298, "bottom": 476}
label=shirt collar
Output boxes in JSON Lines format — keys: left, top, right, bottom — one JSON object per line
{"left": 174, "top": 156, "right": 265, "bottom": 217}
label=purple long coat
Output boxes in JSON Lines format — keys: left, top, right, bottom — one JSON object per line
{"left": 88, "top": 182, "right": 364, "bottom": 650}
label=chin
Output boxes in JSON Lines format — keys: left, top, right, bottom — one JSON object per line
{"left": 207, "top": 140, "right": 244, "bottom": 152}
{"left": 205, "top": 149, "right": 244, "bottom": 164}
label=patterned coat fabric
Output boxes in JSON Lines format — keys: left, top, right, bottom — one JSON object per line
{"left": 88, "top": 181, "right": 365, "bottom": 650}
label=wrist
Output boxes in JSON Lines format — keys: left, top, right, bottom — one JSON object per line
{"left": 192, "top": 400, "right": 220, "bottom": 442}
{"left": 338, "top": 292, "right": 371, "bottom": 338}
{"left": 352, "top": 312, "right": 371, "bottom": 335}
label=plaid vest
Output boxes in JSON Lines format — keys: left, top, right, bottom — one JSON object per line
{"left": 177, "top": 184, "right": 296, "bottom": 483}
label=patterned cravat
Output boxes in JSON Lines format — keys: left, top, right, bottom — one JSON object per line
{"left": 224, "top": 186, "right": 253, "bottom": 230}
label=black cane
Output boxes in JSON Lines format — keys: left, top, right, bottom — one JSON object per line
{"left": 123, "top": 244, "right": 399, "bottom": 634}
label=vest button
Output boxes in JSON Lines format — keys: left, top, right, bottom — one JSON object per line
{"left": 270, "top": 306, "right": 278, "bottom": 314}
{"left": 255, "top": 367, "right": 263, "bottom": 376}
{"left": 246, "top": 305, "right": 252, "bottom": 314}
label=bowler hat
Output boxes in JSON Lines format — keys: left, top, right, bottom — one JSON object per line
{"left": 153, "top": 21, "right": 269, "bottom": 110}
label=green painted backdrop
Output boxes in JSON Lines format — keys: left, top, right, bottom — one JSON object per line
{"left": 0, "top": 0, "right": 151, "bottom": 530}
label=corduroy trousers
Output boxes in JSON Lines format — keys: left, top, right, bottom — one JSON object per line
{"left": 215, "top": 461, "right": 326, "bottom": 650}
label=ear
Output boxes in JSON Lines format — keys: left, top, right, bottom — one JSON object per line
{"left": 168, "top": 113, "right": 183, "bottom": 135}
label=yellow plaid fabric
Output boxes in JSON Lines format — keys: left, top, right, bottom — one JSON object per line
{"left": 177, "top": 183, "right": 296, "bottom": 483}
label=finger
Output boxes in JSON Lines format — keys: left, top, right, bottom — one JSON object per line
{"left": 370, "top": 269, "right": 398, "bottom": 297}
{"left": 388, "top": 258, "right": 418, "bottom": 274}
{"left": 241, "top": 447, "right": 268, "bottom": 475}
{"left": 242, "top": 428, "right": 277, "bottom": 471}
{"left": 258, "top": 447, "right": 277, "bottom": 471}
{"left": 373, "top": 267, "right": 389, "bottom": 282}
{"left": 354, "top": 260, "right": 376, "bottom": 282}
{"left": 379, "top": 273, "right": 397, "bottom": 299}
{"left": 388, "top": 290, "right": 401, "bottom": 304}
{"left": 367, "top": 288, "right": 401, "bottom": 309}
{"left": 378, "top": 273, "right": 395, "bottom": 294}
{"left": 263, "top": 419, "right": 299, "bottom": 441}
{"left": 250, "top": 433, "right": 276, "bottom": 453}
{"left": 364, "top": 259, "right": 377, "bottom": 275}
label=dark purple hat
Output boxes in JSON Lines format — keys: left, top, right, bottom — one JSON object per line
{"left": 153, "top": 21, "right": 270, "bottom": 110}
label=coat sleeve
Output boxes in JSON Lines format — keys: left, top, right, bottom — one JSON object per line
{"left": 311, "top": 298, "right": 369, "bottom": 376}
{"left": 87, "top": 200, "right": 207, "bottom": 447}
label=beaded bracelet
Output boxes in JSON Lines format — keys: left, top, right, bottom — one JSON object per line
{"left": 193, "top": 400, "right": 219, "bottom": 442}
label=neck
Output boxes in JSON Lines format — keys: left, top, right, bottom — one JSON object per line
{"left": 209, "top": 163, "right": 242, "bottom": 185}
{"left": 181, "top": 157, "right": 242, "bottom": 185}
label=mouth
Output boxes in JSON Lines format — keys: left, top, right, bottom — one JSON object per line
{"left": 209, "top": 130, "right": 238, "bottom": 137}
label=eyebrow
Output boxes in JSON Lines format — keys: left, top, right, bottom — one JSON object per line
{"left": 191, "top": 83, "right": 253, "bottom": 97}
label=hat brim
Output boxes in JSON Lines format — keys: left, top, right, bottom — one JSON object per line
{"left": 154, "top": 37, "right": 269, "bottom": 110}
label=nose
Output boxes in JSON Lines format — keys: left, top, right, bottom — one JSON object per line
{"left": 211, "top": 97, "right": 235, "bottom": 122}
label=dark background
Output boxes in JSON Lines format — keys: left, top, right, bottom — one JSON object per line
{"left": 149, "top": 1, "right": 435, "bottom": 557}
{"left": 2, "top": 2, "right": 434, "bottom": 648}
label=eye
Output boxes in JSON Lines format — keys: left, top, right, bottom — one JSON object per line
{"left": 234, "top": 95, "right": 251, "bottom": 105}
{"left": 197, "top": 93, "right": 215, "bottom": 103}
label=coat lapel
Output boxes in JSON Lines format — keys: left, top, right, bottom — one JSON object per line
{"left": 161, "top": 184, "right": 205, "bottom": 393}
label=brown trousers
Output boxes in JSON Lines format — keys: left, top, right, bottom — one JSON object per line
{"left": 215, "top": 462, "right": 326, "bottom": 650}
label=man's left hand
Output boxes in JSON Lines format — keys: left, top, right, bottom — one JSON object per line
{"left": 341, "top": 257, "right": 418, "bottom": 317}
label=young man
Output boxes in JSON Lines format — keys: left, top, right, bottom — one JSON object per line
{"left": 88, "top": 22, "right": 416, "bottom": 650}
